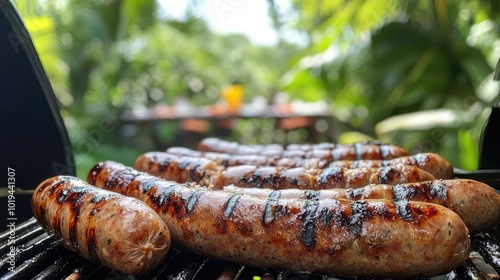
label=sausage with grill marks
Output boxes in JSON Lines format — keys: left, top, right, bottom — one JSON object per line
{"left": 327, "top": 153, "right": 453, "bottom": 179}
{"left": 31, "top": 176, "right": 171, "bottom": 275}
{"left": 167, "top": 147, "right": 336, "bottom": 169}
{"left": 222, "top": 179, "right": 500, "bottom": 234}
{"left": 196, "top": 137, "right": 284, "bottom": 155}
{"left": 167, "top": 147, "right": 284, "bottom": 168}
{"left": 166, "top": 147, "right": 300, "bottom": 168}
{"left": 166, "top": 148, "right": 452, "bottom": 179}
{"left": 285, "top": 140, "right": 388, "bottom": 151}
{"left": 135, "top": 152, "right": 221, "bottom": 186}
{"left": 212, "top": 164, "right": 437, "bottom": 190}
{"left": 87, "top": 161, "right": 470, "bottom": 278}
{"left": 135, "top": 152, "right": 436, "bottom": 189}
{"left": 196, "top": 137, "right": 409, "bottom": 160}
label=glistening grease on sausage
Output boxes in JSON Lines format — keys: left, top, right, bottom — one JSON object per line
{"left": 214, "top": 164, "right": 437, "bottom": 190}
{"left": 31, "top": 176, "right": 171, "bottom": 275}
{"left": 139, "top": 151, "right": 220, "bottom": 186}
{"left": 87, "top": 161, "right": 470, "bottom": 278}
{"left": 135, "top": 152, "right": 437, "bottom": 190}
{"left": 196, "top": 137, "right": 409, "bottom": 160}
{"left": 167, "top": 147, "right": 306, "bottom": 168}
{"left": 222, "top": 179, "right": 500, "bottom": 234}
{"left": 167, "top": 147, "right": 452, "bottom": 178}
{"left": 326, "top": 153, "right": 454, "bottom": 179}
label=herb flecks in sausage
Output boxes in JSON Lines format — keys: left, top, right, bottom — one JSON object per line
{"left": 223, "top": 178, "right": 500, "bottom": 234}
{"left": 32, "top": 176, "right": 171, "bottom": 275}
{"left": 88, "top": 161, "right": 472, "bottom": 278}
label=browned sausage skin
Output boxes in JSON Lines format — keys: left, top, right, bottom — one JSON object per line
{"left": 87, "top": 161, "right": 470, "bottom": 278}
{"left": 31, "top": 176, "right": 171, "bottom": 275}
{"left": 196, "top": 137, "right": 283, "bottom": 155}
{"left": 327, "top": 153, "right": 454, "bottom": 179}
{"left": 134, "top": 152, "right": 221, "bottom": 186}
{"left": 135, "top": 152, "right": 436, "bottom": 189}
{"left": 167, "top": 147, "right": 296, "bottom": 168}
{"left": 222, "top": 179, "right": 500, "bottom": 234}
{"left": 196, "top": 137, "right": 409, "bottom": 160}
{"left": 168, "top": 147, "right": 452, "bottom": 179}
{"left": 213, "top": 164, "right": 436, "bottom": 190}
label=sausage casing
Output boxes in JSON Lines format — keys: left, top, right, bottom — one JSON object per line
{"left": 167, "top": 147, "right": 292, "bottom": 168}
{"left": 135, "top": 152, "right": 436, "bottom": 189}
{"left": 326, "top": 153, "right": 454, "bottom": 179}
{"left": 135, "top": 152, "right": 220, "bottom": 186}
{"left": 196, "top": 137, "right": 409, "bottom": 160}
{"left": 167, "top": 147, "right": 452, "bottom": 179}
{"left": 223, "top": 179, "right": 500, "bottom": 234}
{"left": 213, "top": 164, "right": 437, "bottom": 190}
{"left": 87, "top": 161, "right": 470, "bottom": 278}
{"left": 31, "top": 176, "right": 171, "bottom": 275}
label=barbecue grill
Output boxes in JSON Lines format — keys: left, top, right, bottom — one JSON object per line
{"left": 1, "top": 1, "right": 500, "bottom": 279}
{"left": 1, "top": 217, "right": 499, "bottom": 280}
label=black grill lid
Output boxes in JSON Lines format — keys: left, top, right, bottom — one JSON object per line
{"left": 478, "top": 55, "right": 500, "bottom": 170}
{"left": 0, "top": 0, "right": 76, "bottom": 227}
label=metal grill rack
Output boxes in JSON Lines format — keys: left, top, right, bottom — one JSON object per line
{"left": 1, "top": 217, "right": 499, "bottom": 280}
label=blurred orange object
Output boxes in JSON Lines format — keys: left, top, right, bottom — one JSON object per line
{"left": 221, "top": 84, "right": 244, "bottom": 113}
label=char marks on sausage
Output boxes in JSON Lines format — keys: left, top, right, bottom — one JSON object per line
{"left": 221, "top": 179, "right": 500, "bottom": 234}
{"left": 136, "top": 152, "right": 437, "bottom": 190}
{"left": 87, "top": 161, "right": 471, "bottom": 278}
{"left": 32, "top": 175, "right": 171, "bottom": 275}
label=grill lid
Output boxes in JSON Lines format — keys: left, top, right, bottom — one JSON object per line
{"left": 478, "top": 55, "right": 500, "bottom": 170}
{"left": 0, "top": 0, "right": 76, "bottom": 228}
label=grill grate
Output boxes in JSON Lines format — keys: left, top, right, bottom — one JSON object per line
{"left": 0, "top": 218, "right": 499, "bottom": 280}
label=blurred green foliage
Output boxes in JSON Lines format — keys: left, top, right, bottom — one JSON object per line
{"left": 12, "top": 0, "right": 500, "bottom": 177}
{"left": 270, "top": 0, "right": 500, "bottom": 169}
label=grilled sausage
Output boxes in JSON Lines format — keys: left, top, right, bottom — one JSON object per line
{"left": 31, "top": 176, "right": 171, "bottom": 275}
{"left": 223, "top": 179, "right": 500, "bottom": 234}
{"left": 196, "top": 137, "right": 409, "bottom": 160}
{"left": 135, "top": 152, "right": 436, "bottom": 189}
{"left": 168, "top": 147, "right": 452, "bottom": 179}
{"left": 135, "top": 152, "right": 221, "bottom": 186}
{"left": 213, "top": 164, "right": 437, "bottom": 190}
{"left": 196, "top": 137, "right": 284, "bottom": 155}
{"left": 326, "top": 153, "right": 453, "bottom": 179}
{"left": 87, "top": 161, "right": 470, "bottom": 278}
{"left": 167, "top": 147, "right": 292, "bottom": 168}
{"left": 168, "top": 147, "right": 334, "bottom": 169}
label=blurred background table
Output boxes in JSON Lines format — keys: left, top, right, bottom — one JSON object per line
{"left": 120, "top": 101, "right": 334, "bottom": 148}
